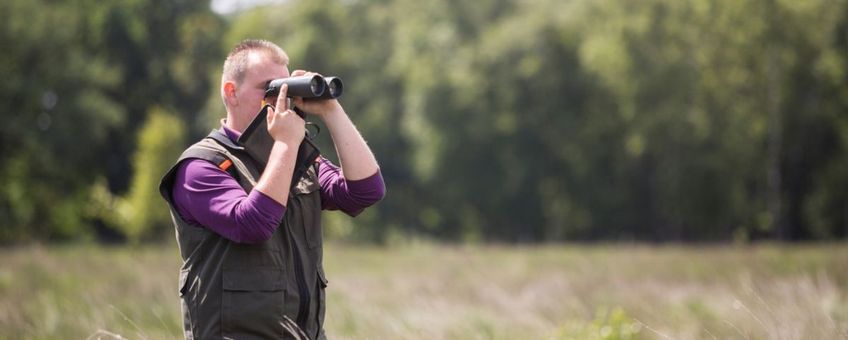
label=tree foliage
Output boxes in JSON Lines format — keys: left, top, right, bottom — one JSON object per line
{"left": 2, "top": 0, "right": 847, "bottom": 243}
{"left": 0, "top": 0, "right": 221, "bottom": 243}
{"left": 224, "top": 0, "right": 848, "bottom": 242}
{"left": 117, "top": 108, "right": 185, "bottom": 242}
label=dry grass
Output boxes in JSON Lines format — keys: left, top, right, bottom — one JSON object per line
{"left": 0, "top": 242, "right": 845, "bottom": 339}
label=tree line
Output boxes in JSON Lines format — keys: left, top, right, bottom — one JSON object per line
{"left": 2, "top": 0, "right": 847, "bottom": 243}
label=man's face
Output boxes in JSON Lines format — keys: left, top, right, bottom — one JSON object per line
{"left": 231, "top": 52, "right": 289, "bottom": 131}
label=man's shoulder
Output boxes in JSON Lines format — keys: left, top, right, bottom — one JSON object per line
{"left": 174, "top": 135, "right": 235, "bottom": 166}
{"left": 177, "top": 157, "right": 221, "bottom": 176}
{"left": 160, "top": 137, "right": 230, "bottom": 204}
{"left": 177, "top": 140, "right": 236, "bottom": 180}
{"left": 166, "top": 137, "right": 232, "bottom": 184}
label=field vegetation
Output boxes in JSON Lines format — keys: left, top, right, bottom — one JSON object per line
{"left": 1, "top": 242, "right": 845, "bottom": 339}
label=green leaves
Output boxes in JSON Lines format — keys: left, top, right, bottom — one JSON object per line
{"left": 0, "top": 0, "right": 220, "bottom": 243}
{"left": 212, "top": 0, "right": 848, "bottom": 242}
{"left": 3, "top": 0, "right": 848, "bottom": 242}
{"left": 119, "top": 108, "right": 186, "bottom": 242}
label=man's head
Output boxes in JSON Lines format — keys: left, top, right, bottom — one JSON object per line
{"left": 221, "top": 39, "right": 290, "bottom": 133}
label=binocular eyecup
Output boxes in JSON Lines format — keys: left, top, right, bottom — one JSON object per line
{"left": 265, "top": 75, "right": 343, "bottom": 100}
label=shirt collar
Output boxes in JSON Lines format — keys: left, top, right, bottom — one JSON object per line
{"left": 220, "top": 119, "right": 242, "bottom": 142}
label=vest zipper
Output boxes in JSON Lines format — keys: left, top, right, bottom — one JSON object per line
{"left": 286, "top": 219, "right": 311, "bottom": 332}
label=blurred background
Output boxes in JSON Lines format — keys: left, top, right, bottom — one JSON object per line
{"left": 3, "top": 0, "right": 848, "bottom": 245}
{"left": 1, "top": 0, "right": 847, "bottom": 339}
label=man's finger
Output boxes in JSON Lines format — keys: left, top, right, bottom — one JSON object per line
{"left": 275, "top": 83, "right": 289, "bottom": 111}
{"left": 266, "top": 105, "right": 274, "bottom": 125}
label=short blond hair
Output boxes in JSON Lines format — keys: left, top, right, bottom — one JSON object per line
{"left": 221, "top": 39, "right": 289, "bottom": 84}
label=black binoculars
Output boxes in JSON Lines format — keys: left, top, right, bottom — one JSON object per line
{"left": 265, "top": 75, "right": 343, "bottom": 100}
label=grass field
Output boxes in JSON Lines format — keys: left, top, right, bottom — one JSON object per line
{"left": 0, "top": 242, "right": 846, "bottom": 339}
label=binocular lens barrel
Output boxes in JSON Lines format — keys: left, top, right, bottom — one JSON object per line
{"left": 265, "top": 75, "right": 326, "bottom": 98}
{"left": 265, "top": 75, "right": 344, "bottom": 100}
{"left": 321, "top": 77, "right": 344, "bottom": 99}
{"left": 310, "top": 77, "right": 324, "bottom": 95}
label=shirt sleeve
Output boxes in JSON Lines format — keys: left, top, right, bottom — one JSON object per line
{"left": 171, "top": 158, "right": 286, "bottom": 244}
{"left": 318, "top": 158, "right": 386, "bottom": 216}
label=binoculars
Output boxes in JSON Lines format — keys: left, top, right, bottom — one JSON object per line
{"left": 265, "top": 75, "right": 343, "bottom": 100}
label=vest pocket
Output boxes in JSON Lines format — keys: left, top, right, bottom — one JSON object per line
{"left": 178, "top": 268, "right": 197, "bottom": 339}
{"left": 292, "top": 170, "right": 320, "bottom": 196}
{"left": 316, "top": 267, "right": 328, "bottom": 333}
{"left": 178, "top": 268, "right": 189, "bottom": 297}
{"left": 291, "top": 179, "right": 322, "bottom": 249}
{"left": 221, "top": 268, "right": 287, "bottom": 338}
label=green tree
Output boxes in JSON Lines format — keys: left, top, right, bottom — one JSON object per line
{"left": 218, "top": 0, "right": 848, "bottom": 242}
{"left": 0, "top": 0, "right": 124, "bottom": 242}
{"left": 0, "top": 0, "right": 223, "bottom": 242}
{"left": 115, "top": 108, "right": 185, "bottom": 242}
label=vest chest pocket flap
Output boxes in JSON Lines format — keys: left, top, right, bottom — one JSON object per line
{"left": 221, "top": 268, "right": 287, "bottom": 338}
{"left": 290, "top": 171, "right": 322, "bottom": 249}
{"left": 178, "top": 268, "right": 190, "bottom": 297}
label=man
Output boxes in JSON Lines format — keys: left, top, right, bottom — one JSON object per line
{"left": 159, "top": 39, "right": 385, "bottom": 339}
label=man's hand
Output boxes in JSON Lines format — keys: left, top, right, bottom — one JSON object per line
{"left": 255, "top": 82, "right": 302, "bottom": 206}
{"left": 290, "top": 70, "right": 343, "bottom": 118}
{"left": 267, "top": 83, "right": 305, "bottom": 146}
{"left": 287, "top": 70, "right": 381, "bottom": 181}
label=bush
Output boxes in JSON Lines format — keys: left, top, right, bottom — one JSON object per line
{"left": 116, "top": 107, "right": 186, "bottom": 242}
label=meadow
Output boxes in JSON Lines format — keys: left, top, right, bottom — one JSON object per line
{"left": 0, "top": 242, "right": 845, "bottom": 339}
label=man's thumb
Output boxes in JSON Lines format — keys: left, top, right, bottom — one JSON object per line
{"left": 266, "top": 106, "right": 274, "bottom": 126}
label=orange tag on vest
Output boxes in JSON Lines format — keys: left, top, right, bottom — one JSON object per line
{"left": 218, "top": 159, "right": 233, "bottom": 171}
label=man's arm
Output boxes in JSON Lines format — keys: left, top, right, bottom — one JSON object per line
{"left": 172, "top": 159, "right": 285, "bottom": 244}
{"left": 290, "top": 70, "right": 385, "bottom": 213}
{"left": 290, "top": 70, "right": 381, "bottom": 180}
{"left": 318, "top": 158, "right": 385, "bottom": 216}
{"left": 253, "top": 83, "right": 305, "bottom": 205}
{"left": 171, "top": 83, "right": 306, "bottom": 244}
{"left": 318, "top": 103, "right": 381, "bottom": 180}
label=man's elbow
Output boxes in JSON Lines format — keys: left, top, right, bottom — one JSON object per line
{"left": 357, "top": 178, "right": 387, "bottom": 208}
{"left": 343, "top": 181, "right": 386, "bottom": 217}
{"left": 371, "top": 179, "right": 386, "bottom": 204}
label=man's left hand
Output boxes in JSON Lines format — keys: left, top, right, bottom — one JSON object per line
{"left": 290, "top": 70, "right": 343, "bottom": 118}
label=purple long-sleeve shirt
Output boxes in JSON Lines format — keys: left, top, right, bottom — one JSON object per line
{"left": 171, "top": 126, "right": 385, "bottom": 244}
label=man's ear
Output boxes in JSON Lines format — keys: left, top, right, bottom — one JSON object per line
{"left": 223, "top": 81, "right": 238, "bottom": 107}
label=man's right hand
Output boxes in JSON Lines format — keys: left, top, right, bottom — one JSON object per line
{"left": 255, "top": 83, "right": 302, "bottom": 206}
{"left": 266, "top": 83, "right": 305, "bottom": 145}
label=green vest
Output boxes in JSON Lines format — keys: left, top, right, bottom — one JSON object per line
{"left": 159, "top": 130, "right": 327, "bottom": 340}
